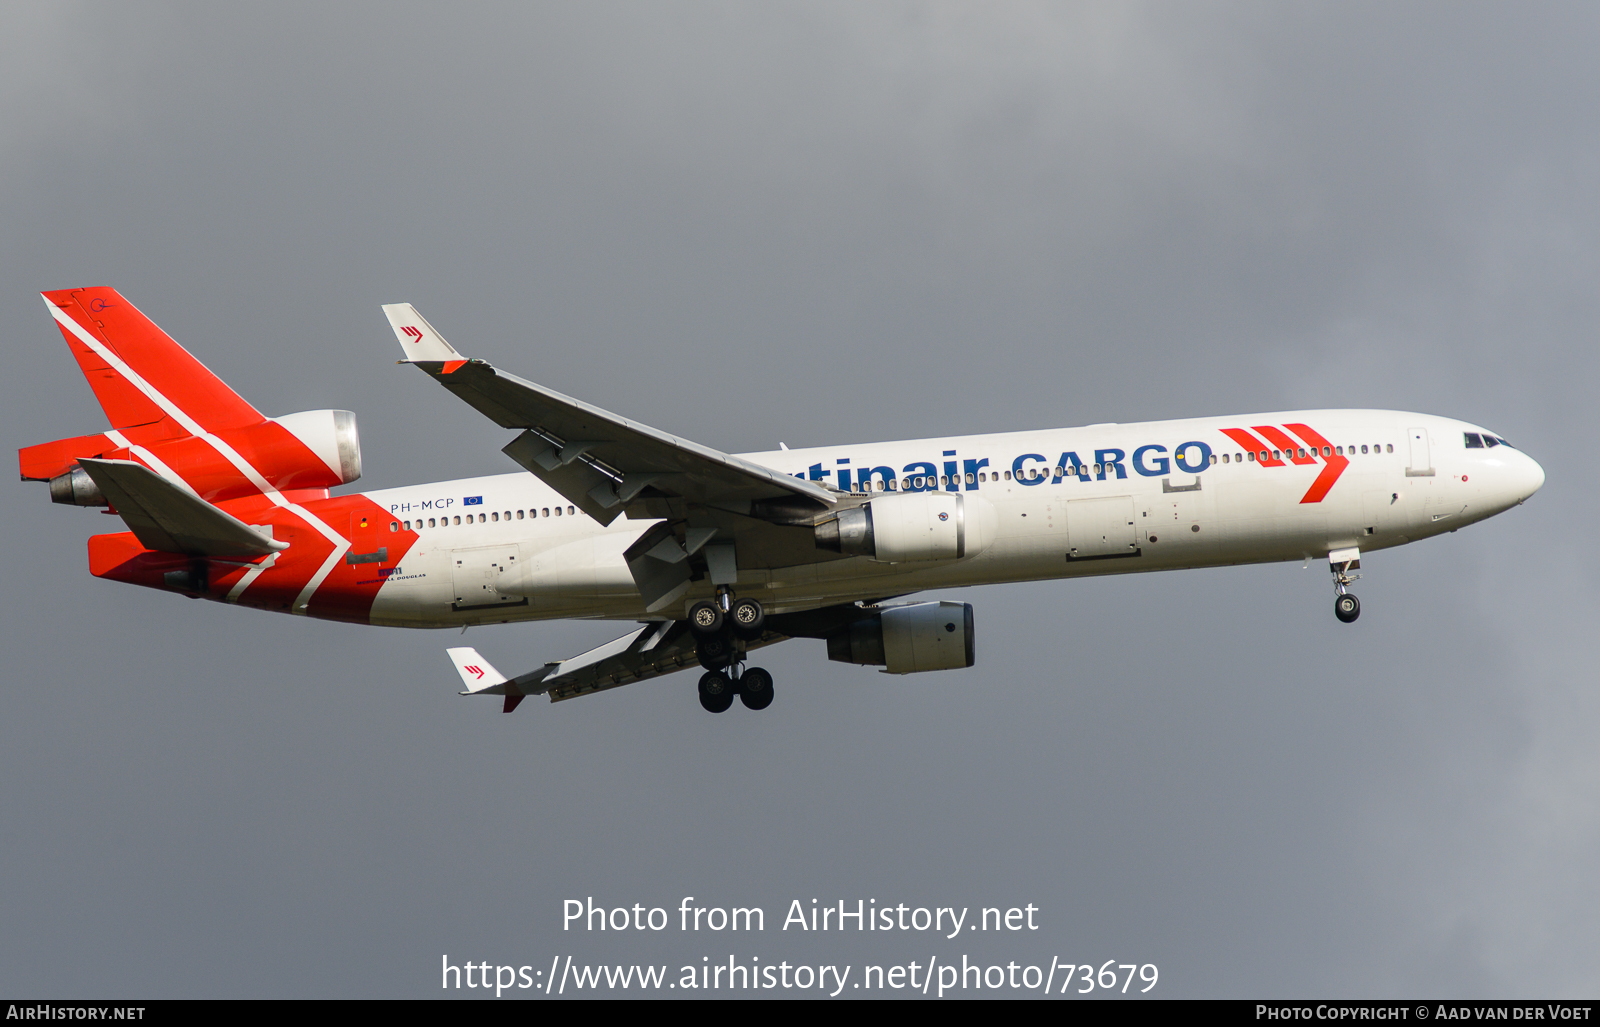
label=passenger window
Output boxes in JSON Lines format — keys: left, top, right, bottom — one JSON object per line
{"left": 1246, "top": 452, "right": 1255, "bottom": 462}
{"left": 1221, "top": 454, "right": 1229, "bottom": 464}
{"left": 390, "top": 521, "right": 398, "bottom": 532}
{"left": 491, "top": 512, "right": 498, "bottom": 522}
{"left": 1003, "top": 471, "right": 1012, "bottom": 481}
{"left": 1210, "top": 454, "right": 1217, "bottom": 465}
{"left": 403, "top": 520, "right": 410, "bottom": 530}
{"left": 1361, "top": 445, "right": 1368, "bottom": 454}
{"left": 517, "top": 510, "right": 524, "bottom": 519}
{"left": 1385, "top": 444, "right": 1393, "bottom": 453}
{"left": 966, "top": 472, "right": 976, "bottom": 484}
{"left": 1093, "top": 463, "right": 1102, "bottom": 475}
{"left": 568, "top": 506, "right": 575, "bottom": 515}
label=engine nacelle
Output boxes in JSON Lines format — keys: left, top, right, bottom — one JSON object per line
{"left": 48, "top": 466, "right": 107, "bottom": 506}
{"left": 826, "top": 601, "right": 975, "bottom": 674}
{"left": 815, "top": 493, "right": 994, "bottom": 563}
{"left": 272, "top": 409, "right": 363, "bottom": 485}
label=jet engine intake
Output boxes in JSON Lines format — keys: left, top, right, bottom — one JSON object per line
{"left": 815, "top": 493, "right": 993, "bottom": 563}
{"left": 826, "top": 601, "right": 975, "bottom": 674}
{"left": 272, "top": 409, "right": 363, "bottom": 484}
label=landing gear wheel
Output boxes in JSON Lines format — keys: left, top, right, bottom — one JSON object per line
{"left": 729, "top": 597, "right": 766, "bottom": 639}
{"left": 696, "top": 634, "right": 735, "bottom": 671}
{"left": 698, "top": 671, "right": 735, "bottom": 713}
{"left": 738, "top": 667, "right": 774, "bottom": 710}
{"left": 689, "top": 600, "right": 724, "bottom": 638}
{"left": 1335, "top": 593, "right": 1361, "bottom": 623}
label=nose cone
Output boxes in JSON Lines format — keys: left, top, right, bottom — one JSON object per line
{"left": 1507, "top": 450, "right": 1545, "bottom": 504}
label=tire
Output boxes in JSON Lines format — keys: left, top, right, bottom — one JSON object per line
{"left": 729, "top": 597, "right": 766, "bottom": 639}
{"left": 698, "top": 671, "right": 734, "bottom": 713}
{"left": 739, "top": 667, "right": 774, "bottom": 711}
{"left": 696, "top": 634, "right": 734, "bottom": 671}
{"left": 1335, "top": 593, "right": 1361, "bottom": 623}
{"left": 689, "top": 600, "right": 724, "bottom": 637}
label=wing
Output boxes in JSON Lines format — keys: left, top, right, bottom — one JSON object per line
{"left": 382, "top": 303, "right": 836, "bottom": 526}
{"left": 78, "top": 458, "right": 288, "bottom": 558}
{"left": 454, "top": 621, "right": 789, "bottom": 707}
{"left": 384, "top": 304, "right": 857, "bottom": 611}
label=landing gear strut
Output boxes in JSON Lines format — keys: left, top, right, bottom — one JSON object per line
{"left": 1330, "top": 550, "right": 1362, "bottom": 623}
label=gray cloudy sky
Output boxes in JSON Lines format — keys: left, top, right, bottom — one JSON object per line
{"left": 3, "top": 1, "right": 1597, "bottom": 999}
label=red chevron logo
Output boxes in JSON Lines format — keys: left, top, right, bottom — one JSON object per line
{"left": 401, "top": 326, "right": 424, "bottom": 344}
{"left": 464, "top": 664, "right": 485, "bottom": 679}
{"left": 1219, "top": 424, "right": 1350, "bottom": 504}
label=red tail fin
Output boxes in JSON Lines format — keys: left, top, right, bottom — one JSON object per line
{"left": 42, "top": 288, "right": 263, "bottom": 435}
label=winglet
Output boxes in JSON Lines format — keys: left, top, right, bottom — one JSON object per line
{"left": 446, "top": 646, "right": 509, "bottom": 693}
{"left": 383, "top": 304, "right": 464, "bottom": 363}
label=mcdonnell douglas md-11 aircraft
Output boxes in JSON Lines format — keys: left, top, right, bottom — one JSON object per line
{"left": 24, "top": 289, "right": 1545, "bottom": 713}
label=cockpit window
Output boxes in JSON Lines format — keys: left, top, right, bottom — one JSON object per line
{"left": 1482, "top": 435, "right": 1499, "bottom": 447}
{"left": 1464, "top": 432, "right": 1483, "bottom": 448}
{"left": 1490, "top": 435, "right": 1512, "bottom": 448}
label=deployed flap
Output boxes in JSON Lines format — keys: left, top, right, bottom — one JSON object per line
{"left": 540, "top": 621, "right": 787, "bottom": 703}
{"left": 453, "top": 622, "right": 788, "bottom": 705}
{"left": 78, "top": 458, "right": 288, "bottom": 558}
{"left": 385, "top": 305, "right": 835, "bottom": 526}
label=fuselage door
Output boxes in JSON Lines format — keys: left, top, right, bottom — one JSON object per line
{"left": 1406, "top": 427, "right": 1434, "bottom": 477}
{"left": 452, "top": 545, "right": 523, "bottom": 608}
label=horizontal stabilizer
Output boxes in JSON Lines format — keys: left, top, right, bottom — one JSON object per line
{"left": 78, "top": 458, "right": 288, "bottom": 558}
{"left": 382, "top": 303, "right": 463, "bottom": 363}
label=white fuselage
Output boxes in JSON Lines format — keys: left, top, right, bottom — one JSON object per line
{"left": 358, "top": 409, "right": 1543, "bottom": 628}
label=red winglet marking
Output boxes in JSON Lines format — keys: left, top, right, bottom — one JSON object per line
{"left": 1253, "top": 426, "right": 1317, "bottom": 465}
{"left": 1220, "top": 427, "right": 1283, "bottom": 466}
{"left": 441, "top": 360, "right": 467, "bottom": 374}
{"left": 1285, "top": 423, "right": 1348, "bottom": 504}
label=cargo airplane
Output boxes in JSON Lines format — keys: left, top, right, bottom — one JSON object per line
{"left": 23, "top": 289, "right": 1545, "bottom": 713}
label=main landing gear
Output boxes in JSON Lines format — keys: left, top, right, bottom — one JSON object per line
{"left": 1330, "top": 550, "right": 1362, "bottom": 624}
{"left": 690, "top": 592, "right": 773, "bottom": 712}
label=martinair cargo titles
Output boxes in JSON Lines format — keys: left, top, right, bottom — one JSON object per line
{"left": 24, "top": 289, "right": 1545, "bottom": 713}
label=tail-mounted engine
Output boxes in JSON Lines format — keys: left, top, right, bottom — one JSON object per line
{"left": 826, "top": 601, "right": 975, "bottom": 674}
{"left": 25, "top": 409, "right": 362, "bottom": 506}
{"left": 814, "top": 492, "right": 995, "bottom": 563}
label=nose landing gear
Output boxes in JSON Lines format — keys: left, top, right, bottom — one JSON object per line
{"left": 1329, "top": 548, "right": 1362, "bottom": 623}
